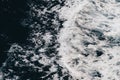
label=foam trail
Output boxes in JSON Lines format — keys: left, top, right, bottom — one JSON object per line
{"left": 58, "top": 0, "right": 120, "bottom": 79}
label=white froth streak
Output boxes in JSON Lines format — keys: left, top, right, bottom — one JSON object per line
{"left": 57, "top": 0, "right": 120, "bottom": 79}
{"left": 58, "top": 0, "right": 91, "bottom": 79}
{"left": 58, "top": 0, "right": 89, "bottom": 27}
{"left": 106, "top": 18, "right": 120, "bottom": 36}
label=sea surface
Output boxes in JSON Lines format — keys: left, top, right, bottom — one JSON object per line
{"left": 0, "top": 0, "right": 120, "bottom": 80}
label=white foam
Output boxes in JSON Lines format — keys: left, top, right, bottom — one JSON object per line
{"left": 58, "top": 0, "right": 120, "bottom": 79}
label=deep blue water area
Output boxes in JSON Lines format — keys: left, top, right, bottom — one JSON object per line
{"left": 0, "top": 0, "right": 31, "bottom": 67}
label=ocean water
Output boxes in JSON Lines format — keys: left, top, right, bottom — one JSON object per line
{"left": 0, "top": 0, "right": 120, "bottom": 80}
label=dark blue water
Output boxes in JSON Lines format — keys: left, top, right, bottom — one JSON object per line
{"left": 0, "top": 0, "right": 66, "bottom": 80}
{"left": 0, "top": 0, "right": 30, "bottom": 67}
